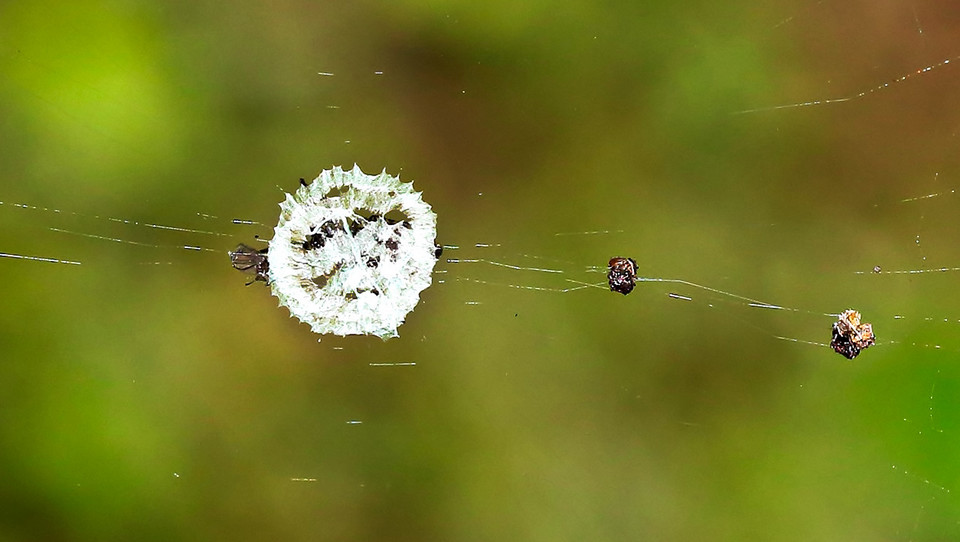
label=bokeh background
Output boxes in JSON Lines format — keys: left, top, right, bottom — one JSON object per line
{"left": 1, "top": 1, "right": 959, "bottom": 540}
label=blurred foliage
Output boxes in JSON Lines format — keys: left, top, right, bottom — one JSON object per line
{"left": 1, "top": 0, "right": 959, "bottom": 540}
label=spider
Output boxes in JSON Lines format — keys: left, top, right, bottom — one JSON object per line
{"left": 830, "top": 309, "right": 876, "bottom": 359}
{"left": 229, "top": 243, "right": 269, "bottom": 285}
{"left": 607, "top": 257, "right": 638, "bottom": 295}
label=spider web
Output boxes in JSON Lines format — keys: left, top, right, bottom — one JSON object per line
{"left": 1, "top": 1, "right": 959, "bottom": 540}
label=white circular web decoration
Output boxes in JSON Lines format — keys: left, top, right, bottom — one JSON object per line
{"left": 267, "top": 165, "right": 439, "bottom": 340}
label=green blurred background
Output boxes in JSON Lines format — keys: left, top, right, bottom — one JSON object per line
{"left": 1, "top": 0, "right": 959, "bottom": 540}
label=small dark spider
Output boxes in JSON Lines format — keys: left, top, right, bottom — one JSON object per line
{"left": 607, "top": 256, "right": 638, "bottom": 295}
{"left": 302, "top": 220, "right": 342, "bottom": 251}
{"left": 229, "top": 243, "right": 269, "bottom": 285}
{"left": 302, "top": 233, "right": 325, "bottom": 251}
{"left": 830, "top": 309, "right": 876, "bottom": 359}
